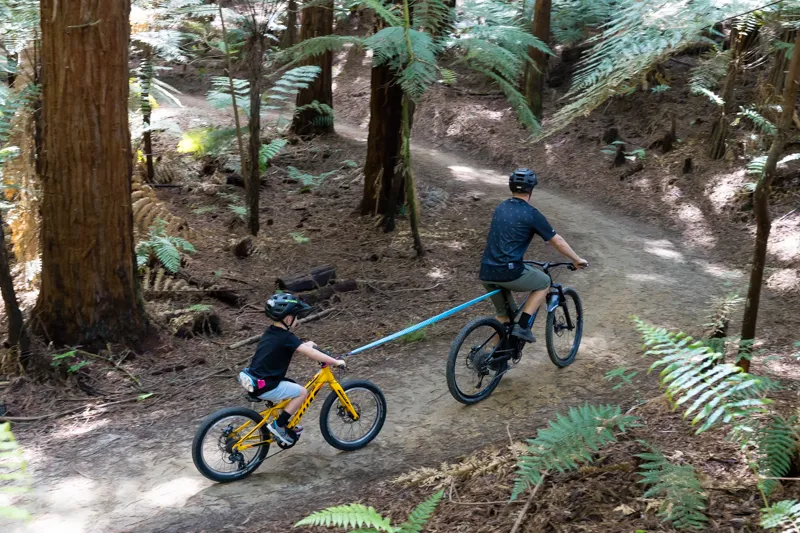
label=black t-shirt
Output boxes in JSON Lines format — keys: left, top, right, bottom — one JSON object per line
{"left": 247, "top": 325, "right": 303, "bottom": 392}
{"left": 480, "top": 198, "right": 556, "bottom": 282}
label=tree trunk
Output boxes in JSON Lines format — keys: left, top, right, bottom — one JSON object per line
{"left": 246, "top": 33, "right": 266, "bottom": 236}
{"left": 35, "top": 0, "right": 148, "bottom": 347}
{"left": 361, "top": 64, "right": 405, "bottom": 231}
{"left": 401, "top": 95, "right": 424, "bottom": 256}
{"left": 140, "top": 46, "right": 156, "bottom": 182}
{"left": 0, "top": 212, "right": 28, "bottom": 353}
{"left": 291, "top": 0, "right": 334, "bottom": 136}
{"left": 523, "top": 0, "right": 551, "bottom": 121}
{"left": 765, "top": 28, "right": 793, "bottom": 108}
{"left": 709, "top": 28, "right": 741, "bottom": 160}
{"left": 281, "top": 0, "right": 298, "bottom": 49}
{"left": 738, "top": 28, "right": 800, "bottom": 373}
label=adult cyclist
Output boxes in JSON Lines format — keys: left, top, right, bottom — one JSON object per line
{"left": 479, "top": 168, "right": 589, "bottom": 343}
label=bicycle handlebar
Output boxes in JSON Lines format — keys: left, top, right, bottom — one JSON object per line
{"left": 523, "top": 260, "right": 585, "bottom": 272}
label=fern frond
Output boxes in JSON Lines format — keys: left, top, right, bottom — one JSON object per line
{"left": 295, "top": 503, "right": 396, "bottom": 531}
{"left": 358, "top": 0, "right": 402, "bottom": 26}
{"left": 0, "top": 422, "right": 30, "bottom": 521}
{"left": 761, "top": 500, "right": 800, "bottom": 530}
{"left": 259, "top": 138, "right": 288, "bottom": 172}
{"left": 634, "top": 318, "right": 771, "bottom": 436}
{"left": 398, "top": 489, "right": 444, "bottom": 533}
{"left": 151, "top": 236, "right": 182, "bottom": 273}
{"left": 282, "top": 35, "right": 362, "bottom": 64}
{"left": 637, "top": 443, "right": 708, "bottom": 530}
{"left": 206, "top": 76, "right": 250, "bottom": 113}
{"left": 747, "top": 155, "right": 767, "bottom": 176}
{"left": 692, "top": 87, "right": 724, "bottom": 106}
{"left": 411, "top": 0, "right": 452, "bottom": 35}
{"left": 466, "top": 65, "right": 539, "bottom": 131}
{"left": 512, "top": 403, "right": 637, "bottom": 499}
{"left": 756, "top": 416, "right": 799, "bottom": 497}
{"left": 738, "top": 106, "right": 777, "bottom": 135}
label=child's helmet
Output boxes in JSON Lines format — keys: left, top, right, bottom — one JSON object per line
{"left": 265, "top": 292, "right": 312, "bottom": 321}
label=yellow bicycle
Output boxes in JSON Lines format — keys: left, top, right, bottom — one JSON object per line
{"left": 192, "top": 363, "right": 386, "bottom": 482}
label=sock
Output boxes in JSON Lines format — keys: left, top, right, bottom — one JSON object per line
{"left": 276, "top": 410, "right": 292, "bottom": 427}
{"left": 518, "top": 313, "right": 532, "bottom": 329}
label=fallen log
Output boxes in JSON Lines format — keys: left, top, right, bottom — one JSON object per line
{"left": 177, "top": 272, "right": 246, "bottom": 307}
{"left": 276, "top": 264, "right": 336, "bottom": 292}
{"left": 299, "top": 279, "right": 358, "bottom": 305}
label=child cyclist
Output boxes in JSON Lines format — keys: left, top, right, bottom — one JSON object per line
{"left": 238, "top": 292, "right": 345, "bottom": 445}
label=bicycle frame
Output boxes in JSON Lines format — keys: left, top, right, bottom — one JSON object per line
{"left": 231, "top": 366, "right": 359, "bottom": 451}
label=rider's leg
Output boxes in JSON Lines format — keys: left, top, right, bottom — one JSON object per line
{"left": 482, "top": 283, "right": 515, "bottom": 324}
{"left": 261, "top": 381, "right": 307, "bottom": 443}
{"left": 497, "top": 266, "right": 551, "bottom": 342}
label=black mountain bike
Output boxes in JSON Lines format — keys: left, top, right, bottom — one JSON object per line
{"left": 446, "top": 261, "right": 584, "bottom": 405}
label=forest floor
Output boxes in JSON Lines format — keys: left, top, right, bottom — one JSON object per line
{"left": 3, "top": 49, "right": 800, "bottom": 533}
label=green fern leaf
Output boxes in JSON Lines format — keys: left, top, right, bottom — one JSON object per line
{"left": 637, "top": 443, "right": 708, "bottom": 530}
{"left": 281, "top": 35, "right": 362, "bottom": 65}
{"left": 358, "top": 0, "right": 402, "bottom": 26}
{"left": 151, "top": 236, "right": 182, "bottom": 273}
{"left": 398, "top": 489, "right": 444, "bottom": 533}
{"left": 738, "top": 106, "right": 776, "bottom": 136}
{"left": 512, "top": 403, "right": 638, "bottom": 499}
{"left": 259, "top": 138, "right": 288, "bottom": 172}
{"left": 761, "top": 500, "right": 800, "bottom": 530}
{"left": 756, "top": 416, "right": 799, "bottom": 497}
{"left": 295, "top": 503, "right": 396, "bottom": 531}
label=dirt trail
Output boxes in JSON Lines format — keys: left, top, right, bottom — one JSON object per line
{"left": 14, "top": 119, "right": 741, "bottom": 533}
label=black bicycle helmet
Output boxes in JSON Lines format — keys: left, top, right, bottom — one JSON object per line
{"left": 265, "top": 292, "right": 312, "bottom": 321}
{"left": 509, "top": 168, "right": 538, "bottom": 194}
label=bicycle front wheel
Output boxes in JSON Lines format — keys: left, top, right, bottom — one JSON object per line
{"left": 545, "top": 287, "right": 584, "bottom": 368}
{"left": 320, "top": 380, "right": 386, "bottom": 451}
{"left": 192, "top": 407, "right": 270, "bottom": 483}
{"left": 446, "top": 316, "right": 508, "bottom": 405}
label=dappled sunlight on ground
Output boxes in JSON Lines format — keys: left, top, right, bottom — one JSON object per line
{"left": 626, "top": 272, "right": 679, "bottom": 285}
{"left": 695, "top": 260, "right": 744, "bottom": 281}
{"left": 445, "top": 107, "right": 507, "bottom": 138}
{"left": 447, "top": 164, "right": 505, "bottom": 185}
{"left": 706, "top": 169, "right": 747, "bottom": 213}
{"left": 50, "top": 418, "right": 110, "bottom": 440}
{"left": 643, "top": 239, "right": 685, "bottom": 262}
{"left": 767, "top": 268, "right": 799, "bottom": 293}
{"left": 768, "top": 215, "right": 800, "bottom": 262}
{"left": 675, "top": 204, "right": 717, "bottom": 248}
{"left": 144, "top": 476, "right": 207, "bottom": 507}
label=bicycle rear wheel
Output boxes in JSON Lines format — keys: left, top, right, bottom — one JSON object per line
{"left": 192, "top": 407, "right": 270, "bottom": 483}
{"left": 446, "top": 316, "right": 508, "bottom": 405}
{"left": 545, "top": 287, "right": 583, "bottom": 367}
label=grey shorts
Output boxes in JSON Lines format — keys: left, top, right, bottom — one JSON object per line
{"left": 257, "top": 380, "right": 306, "bottom": 402}
{"left": 481, "top": 265, "right": 551, "bottom": 317}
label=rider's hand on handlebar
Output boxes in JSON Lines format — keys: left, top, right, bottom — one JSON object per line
{"left": 335, "top": 359, "right": 346, "bottom": 369}
{"left": 572, "top": 258, "right": 589, "bottom": 270}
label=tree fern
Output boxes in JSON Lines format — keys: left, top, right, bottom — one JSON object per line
{"left": 549, "top": 0, "right": 617, "bottom": 46}
{"left": 136, "top": 219, "right": 196, "bottom": 273}
{"left": 546, "top": 0, "right": 771, "bottom": 137}
{"left": 411, "top": 0, "right": 451, "bottom": 36}
{"left": 635, "top": 318, "right": 771, "bottom": 435}
{"left": 295, "top": 502, "right": 396, "bottom": 531}
{"left": 689, "top": 49, "right": 731, "bottom": 99}
{"left": 512, "top": 403, "right": 638, "bottom": 499}
{"left": 761, "top": 500, "right": 800, "bottom": 531}
{"left": 756, "top": 415, "right": 800, "bottom": 498}
{"left": 295, "top": 100, "right": 334, "bottom": 127}
{"left": 637, "top": 443, "right": 708, "bottom": 530}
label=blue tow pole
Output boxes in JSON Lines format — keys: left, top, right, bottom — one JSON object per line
{"left": 347, "top": 290, "right": 501, "bottom": 356}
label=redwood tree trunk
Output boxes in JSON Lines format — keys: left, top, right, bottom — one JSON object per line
{"left": 291, "top": 0, "right": 334, "bottom": 136}
{"left": 281, "top": 0, "right": 298, "bottom": 49}
{"left": 361, "top": 64, "right": 405, "bottom": 231}
{"left": 35, "top": 0, "right": 147, "bottom": 347}
{"left": 524, "top": 0, "right": 551, "bottom": 121}
{"left": 738, "top": 28, "right": 800, "bottom": 373}
{"left": 246, "top": 33, "right": 266, "bottom": 236}
{"left": 709, "top": 28, "right": 741, "bottom": 160}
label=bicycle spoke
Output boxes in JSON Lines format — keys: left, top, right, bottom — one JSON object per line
{"left": 325, "top": 388, "right": 382, "bottom": 446}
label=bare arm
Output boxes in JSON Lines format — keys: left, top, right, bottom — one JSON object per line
{"left": 295, "top": 341, "right": 345, "bottom": 366}
{"left": 548, "top": 234, "right": 588, "bottom": 268}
